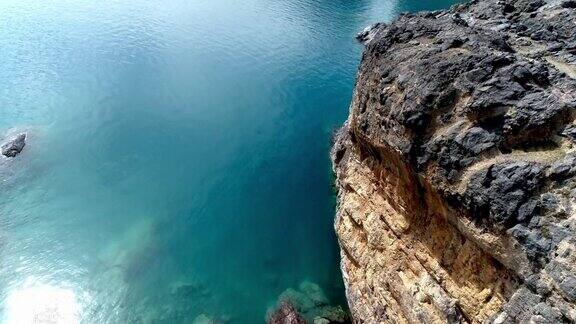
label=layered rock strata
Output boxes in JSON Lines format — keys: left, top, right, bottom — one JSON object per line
{"left": 332, "top": 0, "right": 576, "bottom": 322}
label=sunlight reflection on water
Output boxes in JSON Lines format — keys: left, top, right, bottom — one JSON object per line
{"left": 0, "top": 0, "right": 462, "bottom": 322}
{"left": 5, "top": 279, "right": 81, "bottom": 324}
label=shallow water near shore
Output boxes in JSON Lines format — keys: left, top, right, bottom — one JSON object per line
{"left": 0, "top": 0, "right": 461, "bottom": 322}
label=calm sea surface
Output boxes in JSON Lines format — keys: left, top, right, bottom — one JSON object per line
{"left": 0, "top": 0, "right": 460, "bottom": 322}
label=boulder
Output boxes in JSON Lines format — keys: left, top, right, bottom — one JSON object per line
{"left": 2, "top": 133, "right": 26, "bottom": 157}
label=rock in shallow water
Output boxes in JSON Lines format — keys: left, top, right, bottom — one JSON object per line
{"left": 332, "top": 0, "right": 576, "bottom": 322}
{"left": 2, "top": 133, "right": 26, "bottom": 157}
{"left": 267, "top": 301, "right": 306, "bottom": 324}
{"left": 267, "top": 281, "right": 350, "bottom": 324}
{"left": 192, "top": 314, "right": 221, "bottom": 324}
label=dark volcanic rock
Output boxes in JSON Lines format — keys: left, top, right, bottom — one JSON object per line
{"left": 2, "top": 133, "right": 26, "bottom": 157}
{"left": 333, "top": 0, "right": 576, "bottom": 322}
{"left": 465, "top": 161, "right": 545, "bottom": 226}
{"left": 356, "top": 23, "right": 384, "bottom": 45}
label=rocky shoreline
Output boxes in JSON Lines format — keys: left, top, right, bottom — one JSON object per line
{"left": 332, "top": 0, "right": 576, "bottom": 322}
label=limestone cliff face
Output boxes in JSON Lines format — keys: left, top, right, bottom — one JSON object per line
{"left": 332, "top": 0, "right": 576, "bottom": 322}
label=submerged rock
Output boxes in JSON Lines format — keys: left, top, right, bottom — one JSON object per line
{"left": 332, "top": 0, "right": 576, "bottom": 322}
{"left": 267, "top": 301, "right": 306, "bottom": 324}
{"left": 170, "top": 280, "right": 211, "bottom": 301}
{"left": 2, "top": 133, "right": 26, "bottom": 157}
{"left": 268, "top": 281, "right": 350, "bottom": 324}
{"left": 192, "top": 314, "right": 220, "bottom": 324}
{"left": 310, "top": 306, "right": 350, "bottom": 324}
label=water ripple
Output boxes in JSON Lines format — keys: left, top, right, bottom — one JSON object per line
{"left": 0, "top": 0, "right": 463, "bottom": 322}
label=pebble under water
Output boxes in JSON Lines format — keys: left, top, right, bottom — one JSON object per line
{"left": 0, "top": 0, "right": 461, "bottom": 322}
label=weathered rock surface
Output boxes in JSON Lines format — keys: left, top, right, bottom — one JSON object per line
{"left": 1, "top": 133, "right": 26, "bottom": 158}
{"left": 332, "top": 0, "right": 576, "bottom": 322}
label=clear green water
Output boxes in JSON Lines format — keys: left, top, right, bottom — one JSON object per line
{"left": 0, "top": 0, "right": 460, "bottom": 322}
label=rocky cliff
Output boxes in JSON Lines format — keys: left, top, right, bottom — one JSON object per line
{"left": 332, "top": 0, "right": 576, "bottom": 322}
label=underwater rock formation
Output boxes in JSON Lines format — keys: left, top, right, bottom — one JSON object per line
{"left": 268, "top": 301, "right": 306, "bottom": 324}
{"left": 2, "top": 133, "right": 26, "bottom": 157}
{"left": 192, "top": 314, "right": 222, "bottom": 324}
{"left": 267, "top": 281, "right": 350, "bottom": 324}
{"left": 332, "top": 0, "right": 576, "bottom": 322}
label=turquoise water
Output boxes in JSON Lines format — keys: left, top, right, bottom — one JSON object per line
{"left": 0, "top": 0, "right": 460, "bottom": 322}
